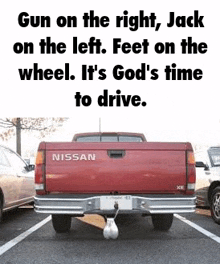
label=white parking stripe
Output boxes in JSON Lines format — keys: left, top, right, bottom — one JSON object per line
{"left": 0, "top": 215, "right": 51, "bottom": 256}
{"left": 175, "top": 214, "right": 220, "bottom": 243}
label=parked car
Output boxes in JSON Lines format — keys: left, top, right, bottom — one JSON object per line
{"left": 195, "top": 146, "right": 220, "bottom": 224}
{"left": 0, "top": 145, "right": 35, "bottom": 222}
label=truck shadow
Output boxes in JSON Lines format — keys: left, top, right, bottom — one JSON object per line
{"left": 55, "top": 214, "right": 174, "bottom": 241}
{"left": 1, "top": 205, "right": 34, "bottom": 225}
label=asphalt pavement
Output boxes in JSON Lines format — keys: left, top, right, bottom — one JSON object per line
{"left": 0, "top": 206, "right": 220, "bottom": 264}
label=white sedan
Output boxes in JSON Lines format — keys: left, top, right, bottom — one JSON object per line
{"left": 0, "top": 145, "right": 35, "bottom": 222}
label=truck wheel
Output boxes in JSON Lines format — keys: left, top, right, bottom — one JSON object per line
{"left": 211, "top": 187, "right": 220, "bottom": 225}
{"left": 52, "top": 215, "right": 71, "bottom": 233}
{"left": 151, "top": 214, "right": 173, "bottom": 231}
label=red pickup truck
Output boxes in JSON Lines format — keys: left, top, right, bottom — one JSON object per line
{"left": 34, "top": 132, "right": 196, "bottom": 238}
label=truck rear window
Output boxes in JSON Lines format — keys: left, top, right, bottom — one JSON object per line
{"left": 76, "top": 136, "right": 143, "bottom": 142}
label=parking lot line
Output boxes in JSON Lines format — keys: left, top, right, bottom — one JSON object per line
{"left": 0, "top": 216, "right": 51, "bottom": 256}
{"left": 175, "top": 214, "right": 220, "bottom": 243}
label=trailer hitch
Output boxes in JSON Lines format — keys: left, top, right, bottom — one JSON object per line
{"left": 103, "top": 202, "right": 119, "bottom": 239}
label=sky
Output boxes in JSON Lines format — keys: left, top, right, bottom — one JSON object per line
{"left": 0, "top": 0, "right": 219, "bottom": 156}
{"left": 1, "top": 116, "right": 219, "bottom": 158}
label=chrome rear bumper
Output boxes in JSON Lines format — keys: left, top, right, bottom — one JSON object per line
{"left": 34, "top": 194, "right": 196, "bottom": 215}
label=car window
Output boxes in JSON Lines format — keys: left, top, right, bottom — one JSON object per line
{"left": 4, "top": 149, "right": 27, "bottom": 172}
{"left": 0, "top": 148, "right": 10, "bottom": 167}
{"left": 119, "top": 136, "right": 143, "bottom": 142}
{"left": 208, "top": 148, "right": 220, "bottom": 166}
{"left": 76, "top": 135, "right": 143, "bottom": 142}
{"left": 211, "top": 155, "right": 220, "bottom": 166}
{"left": 101, "top": 136, "right": 118, "bottom": 142}
{"left": 76, "top": 136, "right": 101, "bottom": 142}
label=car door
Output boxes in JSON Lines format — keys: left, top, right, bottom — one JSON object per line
{"left": 195, "top": 150, "right": 212, "bottom": 206}
{"left": 0, "top": 147, "right": 22, "bottom": 208}
{"left": 3, "top": 149, "right": 34, "bottom": 202}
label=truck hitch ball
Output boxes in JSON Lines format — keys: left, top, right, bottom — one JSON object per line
{"left": 103, "top": 218, "right": 119, "bottom": 239}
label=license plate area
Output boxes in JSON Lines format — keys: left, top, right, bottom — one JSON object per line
{"left": 100, "top": 195, "right": 132, "bottom": 210}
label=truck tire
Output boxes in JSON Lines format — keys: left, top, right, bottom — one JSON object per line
{"left": 211, "top": 187, "right": 220, "bottom": 225}
{"left": 52, "top": 215, "right": 71, "bottom": 233}
{"left": 151, "top": 214, "right": 173, "bottom": 231}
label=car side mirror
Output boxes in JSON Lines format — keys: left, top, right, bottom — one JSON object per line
{"left": 25, "top": 164, "right": 35, "bottom": 171}
{"left": 196, "top": 161, "right": 205, "bottom": 167}
{"left": 196, "top": 161, "right": 209, "bottom": 171}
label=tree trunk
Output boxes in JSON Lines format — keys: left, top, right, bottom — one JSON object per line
{"left": 16, "top": 118, "right": 21, "bottom": 155}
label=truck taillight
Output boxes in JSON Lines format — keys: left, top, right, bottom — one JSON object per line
{"left": 186, "top": 151, "right": 196, "bottom": 194}
{"left": 35, "top": 150, "right": 46, "bottom": 195}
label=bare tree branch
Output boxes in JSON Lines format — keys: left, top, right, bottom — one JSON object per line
{"left": 0, "top": 119, "right": 14, "bottom": 128}
{"left": 0, "top": 117, "right": 68, "bottom": 142}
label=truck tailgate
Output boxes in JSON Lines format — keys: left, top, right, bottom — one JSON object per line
{"left": 44, "top": 142, "right": 189, "bottom": 194}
